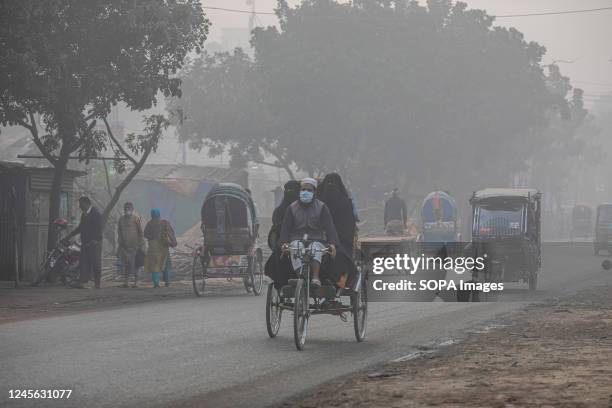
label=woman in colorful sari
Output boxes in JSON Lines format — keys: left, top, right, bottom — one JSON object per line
{"left": 144, "top": 208, "right": 177, "bottom": 288}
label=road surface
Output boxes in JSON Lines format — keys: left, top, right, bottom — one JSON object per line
{"left": 1, "top": 242, "right": 610, "bottom": 408}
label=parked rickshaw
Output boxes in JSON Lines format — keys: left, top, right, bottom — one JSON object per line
{"left": 469, "top": 188, "right": 541, "bottom": 293}
{"left": 192, "top": 183, "right": 264, "bottom": 296}
{"left": 265, "top": 235, "right": 367, "bottom": 351}
{"left": 594, "top": 203, "right": 612, "bottom": 255}
{"left": 417, "top": 191, "right": 460, "bottom": 243}
{"left": 570, "top": 204, "right": 593, "bottom": 241}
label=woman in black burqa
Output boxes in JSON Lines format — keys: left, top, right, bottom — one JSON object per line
{"left": 317, "top": 173, "right": 358, "bottom": 288}
{"left": 317, "top": 173, "right": 356, "bottom": 252}
{"left": 265, "top": 180, "right": 300, "bottom": 287}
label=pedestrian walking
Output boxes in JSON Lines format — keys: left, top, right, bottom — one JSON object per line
{"left": 143, "top": 208, "right": 177, "bottom": 288}
{"left": 117, "top": 202, "right": 144, "bottom": 288}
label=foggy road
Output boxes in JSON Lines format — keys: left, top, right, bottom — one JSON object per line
{"left": 1, "top": 243, "right": 611, "bottom": 408}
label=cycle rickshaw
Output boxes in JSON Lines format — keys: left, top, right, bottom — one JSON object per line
{"left": 192, "top": 183, "right": 264, "bottom": 296}
{"left": 265, "top": 235, "right": 367, "bottom": 351}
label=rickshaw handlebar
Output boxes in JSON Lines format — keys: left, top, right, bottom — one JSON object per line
{"left": 281, "top": 242, "right": 334, "bottom": 258}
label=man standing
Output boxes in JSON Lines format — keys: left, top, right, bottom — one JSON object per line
{"left": 65, "top": 196, "right": 103, "bottom": 289}
{"left": 384, "top": 188, "right": 407, "bottom": 236}
{"left": 117, "top": 202, "right": 144, "bottom": 288}
{"left": 279, "top": 178, "right": 338, "bottom": 287}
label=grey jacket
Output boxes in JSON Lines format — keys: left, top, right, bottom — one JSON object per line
{"left": 279, "top": 199, "right": 339, "bottom": 245}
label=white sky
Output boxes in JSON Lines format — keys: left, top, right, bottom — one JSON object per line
{"left": 202, "top": 0, "right": 612, "bottom": 108}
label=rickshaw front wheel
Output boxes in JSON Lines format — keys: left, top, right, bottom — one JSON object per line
{"left": 266, "top": 283, "right": 282, "bottom": 338}
{"left": 352, "top": 279, "right": 368, "bottom": 342}
{"left": 293, "top": 279, "right": 309, "bottom": 351}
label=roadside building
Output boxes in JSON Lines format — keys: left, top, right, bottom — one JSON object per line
{"left": 0, "top": 160, "right": 85, "bottom": 282}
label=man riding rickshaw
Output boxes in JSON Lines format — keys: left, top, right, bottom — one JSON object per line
{"left": 264, "top": 176, "right": 366, "bottom": 350}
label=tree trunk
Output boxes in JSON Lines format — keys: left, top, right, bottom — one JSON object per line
{"left": 47, "top": 150, "right": 69, "bottom": 251}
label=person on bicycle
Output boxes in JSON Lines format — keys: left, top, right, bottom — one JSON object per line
{"left": 384, "top": 187, "right": 407, "bottom": 235}
{"left": 279, "top": 177, "right": 338, "bottom": 287}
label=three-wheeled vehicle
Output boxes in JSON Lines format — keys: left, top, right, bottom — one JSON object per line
{"left": 265, "top": 235, "right": 367, "bottom": 351}
{"left": 417, "top": 191, "right": 461, "bottom": 243}
{"left": 469, "top": 188, "right": 541, "bottom": 291}
{"left": 192, "top": 183, "right": 264, "bottom": 296}
{"left": 570, "top": 204, "right": 593, "bottom": 241}
{"left": 594, "top": 203, "right": 612, "bottom": 255}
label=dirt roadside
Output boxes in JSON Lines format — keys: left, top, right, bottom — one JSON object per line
{"left": 0, "top": 279, "right": 248, "bottom": 324}
{"left": 282, "top": 285, "right": 612, "bottom": 408}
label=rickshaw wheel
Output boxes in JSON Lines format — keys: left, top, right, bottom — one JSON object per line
{"left": 243, "top": 276, "right": 253, "bottom": 293}
{"left": 352, "top": 279, "right": 368, "bottom": 342}
{"left": 266, "top": 283, "right": 282, "bottom": 338}
{"left": 528, "top": 272, "right": 537, "bottom": 291}
{"left": 251, "top": 253, "right": 264, "bottom": 296}
{"left": 192, "top": 253, "right": 207, "bottom": 297}
{"left": 293, "top": 279, "right": 309, "bottom": 351}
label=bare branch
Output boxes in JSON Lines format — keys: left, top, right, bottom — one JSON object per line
{"left": 102, "top": 117, "right": 137, "bottom": 165}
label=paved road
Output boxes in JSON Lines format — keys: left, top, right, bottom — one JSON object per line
{"left": 1, "top": 243, "right": 610, "bottom": 408}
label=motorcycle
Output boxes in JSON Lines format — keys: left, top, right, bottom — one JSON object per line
{"left": 32, "top": 219, "right": 81, "bottom": 286}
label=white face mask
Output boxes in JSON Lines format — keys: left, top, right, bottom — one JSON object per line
{"left": 125, "top": 210, "right": 133, "bottom": 216}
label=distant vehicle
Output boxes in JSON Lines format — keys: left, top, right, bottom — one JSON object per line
{"left": 594, "top": 204, "right": 612, "bottom": 255}
{"left": 192, "top": 183, "right": 264, "bottom": 296}
{"left": 417, "top": 191, "right": 461, "bottom": 244}
{"left": 469, "top": 188, "right": 541, "bottom": 293}
{"left": 570, "top": 204, "right": 593, "bottom": 241}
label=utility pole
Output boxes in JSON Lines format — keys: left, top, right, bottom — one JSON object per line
{"left": 247, "top": 0, "right": 256, "bottom": 33}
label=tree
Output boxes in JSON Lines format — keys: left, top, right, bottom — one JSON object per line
{"left": 174, "top": 0, "right": 576, "bottom": 206}
{"left": 0, "top": 0, "right": 209, "bottom": 250}
{"left": 167, "top": 49, "right": 297, "bottom": 178}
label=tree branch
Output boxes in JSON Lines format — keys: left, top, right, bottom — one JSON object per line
{"left": 25, "top": 112, "right": 59, "bottom": 166}
{"left": 102, "top": 117, "right": 137, "bottom": 165}
{"left": 259, "top": 141, "right": 295, "bottom": 179}
{"left": 70, "top": 120, "right": 97, "bottom": 152}
{"left": 101, "top": 145, "right": 152, "bottom": 226}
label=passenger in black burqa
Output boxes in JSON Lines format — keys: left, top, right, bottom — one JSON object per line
{"left": 317, "top": 173, "right": 358, "bottom": 289}
{"left": 265, "top": 180, "right": 300, "bottom": 288}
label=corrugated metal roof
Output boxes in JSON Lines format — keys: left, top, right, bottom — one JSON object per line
{"left": 0, "top": 129, "right": 85, "bottom": 172}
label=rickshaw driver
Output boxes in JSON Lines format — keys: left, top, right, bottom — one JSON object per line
{"left": 280, "top": 178, "right": 338, "bottom": 287}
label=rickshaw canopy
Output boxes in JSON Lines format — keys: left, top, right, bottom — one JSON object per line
{"left": 421, "top": 191, "right": 456, "bottom": 223}
{"left": 201, "top": 183, "right": 257, "bottom": 234}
